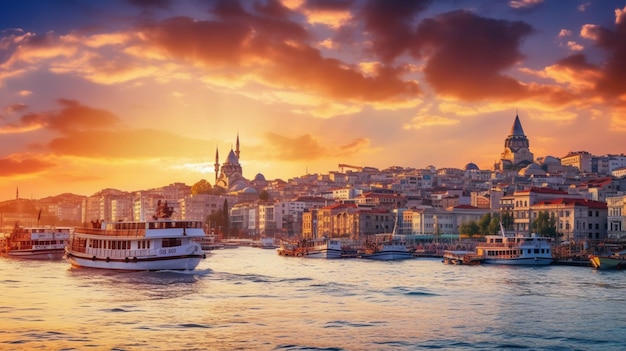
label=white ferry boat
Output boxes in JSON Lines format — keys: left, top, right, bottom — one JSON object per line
{"left": 65, "top": 202, "right": 205, "bottom": 271}
{"left": 475, "top": 229, "right": 553, "bottom": 265}
{"left": 3, "top": 224, "right": 71, "bottom": 259}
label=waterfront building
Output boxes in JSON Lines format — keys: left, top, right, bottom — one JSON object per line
{"left": 532, "top": 198, "right": 608, "bottom": 241}
{"left": 512, "top": 187, "right": 579, "bottom": 234}
{"left": 495, "top": 114, "right": 535, "bottom": 171}
{"left": 178, "top": 193, "right": 237, "bottom": 222}
{"left": 81, "top": 188, "right": 131, "bottom": 223}
{"left": 606, "top": 194, "right": 626, "bottom": 239}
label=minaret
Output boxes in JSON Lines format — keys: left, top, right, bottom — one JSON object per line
{"left": 16, "top": 187, "right": 19, "bottom": 200}
{"left": 235, "top": 132, "right": 240, "bottom": 160}
{"left": 214, "top": 146, "right": 220, "bottom": 183}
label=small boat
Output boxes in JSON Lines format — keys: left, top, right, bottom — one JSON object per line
{"left": 589, "top": 250, "right": 626, "bottom": 270}
{"left": 277, "top": 238, "right": 343, "bottom": 258}
{"left": 65, "top": 201, "right": 205, "bottom": 271}
{"left": 359, "top": 239, "right": 414, "bottom": 261}
{"left": 2, "top": 224, "right": 71, "bottom": 259}
{"left": 443, "top": 250, "right": 483, "bottom": 265}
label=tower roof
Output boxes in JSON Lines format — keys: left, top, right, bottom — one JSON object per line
{"left": 509, "top": 115, "right": 525, "bottom": 136}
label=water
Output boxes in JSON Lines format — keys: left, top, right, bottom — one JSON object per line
{"left": 1, "top": 247, "right": 625, "bottom": 350}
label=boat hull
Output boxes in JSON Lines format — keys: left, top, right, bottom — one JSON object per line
{"left": 299, "top": 248, "right": 343, "bottom": 259}
{"left": 7, "top": 248, "right": 66, "bottom": 260}
{"left": 590, "top": 255, "right": 626, "bottom": 270}
{"left": 482, "top": 257, "right": 553, "bottom": 265}
{"left": 360, "top": 250, "right": 413, "bottom": 261}
{"left": 65, "top": 249, "right": 204, "bottom": 271}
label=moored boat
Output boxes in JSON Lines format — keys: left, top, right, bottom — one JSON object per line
{"left": 277, "top": 238, "right": 343, "bottom": 258}
{"left": 65, "top": 201, "right": 205, "bottom": 271}
{"left": 359, "top": 239, "right": 414, "bottom": 261}
{"left": 443, "top": 250, "right": 483, "bottom": 265}
{"left": 2, "top": 224, "right": 71, "bottom": 259}
{"left": 589, "top": 250, "right": 626, "bottom": 270}
{"left": 475, "top": 232, "right": 553, "bottom": 265}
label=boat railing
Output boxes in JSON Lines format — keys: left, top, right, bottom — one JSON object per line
{"left": 77, "top": 227, "right": 147, "bottom": 237}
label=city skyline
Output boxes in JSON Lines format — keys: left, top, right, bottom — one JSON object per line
{"left": 1, "top": 1, "right": 625, "bottom": 200}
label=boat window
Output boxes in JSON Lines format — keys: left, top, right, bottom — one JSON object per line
{"left": 162, "top": 238, "right": 182, "bottom": 247}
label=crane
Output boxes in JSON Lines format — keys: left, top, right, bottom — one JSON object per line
{"left": 338, "top": 163, "right": 363, "bottom": 172}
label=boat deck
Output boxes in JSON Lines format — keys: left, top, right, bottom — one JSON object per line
{"left": 443, "top": 250, "right": 484, "bottom": 265}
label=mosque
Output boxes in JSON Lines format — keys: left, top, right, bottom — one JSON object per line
{"left": 213, "top": 134, "right": 267, "bottom": 194}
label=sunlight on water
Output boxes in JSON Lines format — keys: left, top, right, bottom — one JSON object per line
{"left": 1, "top": 247, "right": 625, "bottom": 350}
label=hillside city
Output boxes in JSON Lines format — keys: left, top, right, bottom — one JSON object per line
{"left": 2, "top": 115, "right": 626, "bottom": 243}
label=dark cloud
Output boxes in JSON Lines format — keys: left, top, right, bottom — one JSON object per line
{"left": 303, "top": 0, "right": 354, "bottom": 12}
{"left": 585, "top": 10, "right": 626, "bottom": 96}
{"left": 127, "top": 0, "right": 172, "bottom": 10}
{"left": 139, "top": 14, "right": 421, "bottom": 103}
{"left": 361, "top": 0, "right": 432, "bottom": 62}
{"left": 411, "top": 10, "right": 534, "bottom": 101}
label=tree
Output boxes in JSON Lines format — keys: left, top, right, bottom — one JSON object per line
{"left": 191, "top": 179, "right": 212, "bottom": 195}
{"left": 478, "top": 213, "right": 492, "bottom": 235}
{"left": 488, "top": 216, "right": 501, "bottom": 235}
{"left": 258, "top": 190, "right": 270, "bottom": 202}
{"left": 500, "top": 211, "right": 514, "bottom": 231}
{"left": 459, "top": 221, "right": 481, "bottom": 237}
{"left": 532, "top": 211, "right": 559, "bottom": 238}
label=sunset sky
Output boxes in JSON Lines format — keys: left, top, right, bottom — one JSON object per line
{"left": 1, "top": 0, "right": 625, "bottom": 200}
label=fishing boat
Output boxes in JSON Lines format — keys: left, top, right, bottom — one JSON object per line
{"left": 589, "top": 250, "right": 626, "bottom": 270}
{"left": 442, "top": 250, "right": 483, "bottom": 265}
{"left": 2, "top": 224, "right": 71, "bottom": 259}
{"left": 358, "top": 239, "right": 414, "bottom": 261}
{"left": 65, "top": 201, "right": 205, "bottom": 271}
{"left": 277, "top": 238, "right": 343, "bottom": 258}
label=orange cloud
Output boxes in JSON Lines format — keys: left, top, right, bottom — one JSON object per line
{"left": 257, "top": 132, "right": 369, "bottom": 161}
{"left": 0, "top": 154, "right": 55, "bottom": 177}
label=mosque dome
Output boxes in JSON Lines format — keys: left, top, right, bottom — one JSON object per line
{"left": 226, "top": 149, "right": 239, "bottom": 164}
{"left": 254, "top": 173, "right": 266, "bottom": 181}
{"left": 241, "top": 187, "right": 258, "bottom": 194}
{"left": 464, "top": 162, "right": 479, "bottom": 171}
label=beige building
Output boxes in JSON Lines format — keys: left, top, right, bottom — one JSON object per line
{"left": 532, "top": 198, "right": 608, "bottom": 241}
{"left": 561, "top": 151, "right": 592, "bottom": 173}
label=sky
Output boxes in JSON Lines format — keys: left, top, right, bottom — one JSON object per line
{"left": 1, "top": 0, "right": 625, "bottom": 200}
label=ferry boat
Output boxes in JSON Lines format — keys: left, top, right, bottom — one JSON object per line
{"left": 2, "top": 224, "right": 71, "bottom": 259}
{"left": 589, "top": 250, "right": 626, "bottom": 270}
{"left": 65, "top": 201, "right": 205, "bottom": 271}
{"left": 475, "top": 231, "right": 553, "bottom": 265}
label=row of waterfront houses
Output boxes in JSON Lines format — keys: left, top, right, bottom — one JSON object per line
{"left": 3, "top": 166, "right": 626, "bottom": 242}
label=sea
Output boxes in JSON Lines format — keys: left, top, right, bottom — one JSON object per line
{"left": 1, "top": 247, "right": 625, "bottom": 351}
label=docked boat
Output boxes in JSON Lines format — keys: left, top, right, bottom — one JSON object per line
{"left": 475, "top": 231, "right": 553, "bottom": 265}
{"left": 2, "top": 224, "right": 71, "bottom": 259}
{"left": 443, "top": 250, "right": 483, "bottom": 265}
{"left": 589, "top": 250, "right": 626, "bottom": 270}
{"left": 277, "top": 238, "right": 343, "bottom": 258}
{"left": 358, "top": 239, "right": 414, "bottom": 261}
{"left": 65, "top": 201, "right": 205, "bottom": 271}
